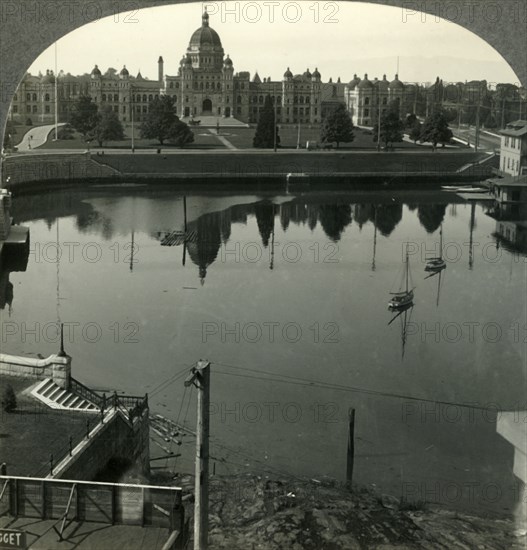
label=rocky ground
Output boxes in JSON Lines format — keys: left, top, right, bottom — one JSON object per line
{"left": 150, "top": 472, "right": 526, "bottom": 549}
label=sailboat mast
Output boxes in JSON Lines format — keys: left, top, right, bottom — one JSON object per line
{"left": 405, "top": 246, "right": 409, "bottom": 292}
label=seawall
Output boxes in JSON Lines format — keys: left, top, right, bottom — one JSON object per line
{"left": 1, "top": 150, "right": 496, "bottom": 189}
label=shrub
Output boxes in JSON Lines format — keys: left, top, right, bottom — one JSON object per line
{"left": 2, "top": 384, "right": 17, "bottom": 412}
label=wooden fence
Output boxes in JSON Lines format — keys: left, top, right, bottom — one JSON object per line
{"left": 0, "top": 475, "right": 183, "bottom": 529}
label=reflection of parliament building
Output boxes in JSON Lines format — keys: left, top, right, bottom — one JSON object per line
{"left": 10, "top": 11, "right": 412, "bottom": 127}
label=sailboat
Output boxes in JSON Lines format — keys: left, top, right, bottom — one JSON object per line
{"left": 425, "top": 225, "right": 446, "bottom": 272}
{"left": 388, "top": 246, "right": 415, "bottom": 309}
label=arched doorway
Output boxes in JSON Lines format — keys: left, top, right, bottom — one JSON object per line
{"left": 202, "top": 99, "right": 212, "bottom": 114}
{"left": 225, "top": 107, "right": 231, "bottom": 118}
{"left": 184, "top": 107, "right": 190, "bottom": 117}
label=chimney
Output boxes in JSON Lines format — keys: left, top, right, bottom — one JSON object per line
{"left": 158, "top": 56, "right": 164, "bottom": 82}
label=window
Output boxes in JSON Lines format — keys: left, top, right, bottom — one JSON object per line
{"left": 114, "top": 93, "right": 118, "bottom": 101}
{"left": 123, "top": 106, "right": 126, "bottom": 113}
{"left": 26, "top": 105, "right": 30, "bottom": 113}
{"left": 259, "top": 96, "right": 263, "bottom": 104}
{"left": 142, "top": 94, "right": 147, "bottom": 102}
{"left": 26, "top": 93, "right": 31, "bottom": 101}
{"left": 237, "top": 95, "right": 242, "bottom": 103}
{"left": 200, "top": 82, "right": 203, "bottom": 90}
{"left": 142, "top": 106, "right": 147, "bottom": 113}
{"left": 32, "top": 105, "right": 37, "bottom": 113}
{"left": 32, "top": 93, "right": 37, "bottom": 101}
{"left": 45, "top": 105, "right": 50, "bottom": 113}
{"left": 114, "top": 106, "right": 118, "bottom": 112}
{"left": 13, "top": 105, "right": 18, "bottom": 113}
{"left": 300, "top": 96, "right": 304, "bottom": 104}
{"left": 169, "top": 82, "right": 174, "bottom": 89}
{"left": 505, "top": 137, "right": 509, "bottom": 147}
{"left": 13, "top": 94, "right": 17, "bottom": 101}
{"left": 102, "top": 94, "right": 106, "bottom": 101}
{"left": 365, "top": 97, "right": 370, "bottom": 105}
{"left": 383, "top": 97, "right": 387, "bottom": 105}
{"left": 364, "top": 109, "right": 369, "bottom": 117}
{"left": 45, "top": 93, "right": 50, "bottom": 101}
{"left": 148, "top": 94, "right": 153, "bottom": 101}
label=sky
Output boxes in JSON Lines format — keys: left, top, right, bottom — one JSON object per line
{"left": 28, "top": 1, "right": 519, "bottom": 86}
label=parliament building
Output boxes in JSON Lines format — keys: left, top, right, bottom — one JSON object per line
{"left": 10, "top": 11, "right": 412, "bottom": 128}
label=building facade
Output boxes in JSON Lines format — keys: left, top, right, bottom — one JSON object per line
{"left": 499, "top": 120, "right": 527, "bottom": 176}
{"left": 9, "top": 12, "right": 351, "bottom": 127}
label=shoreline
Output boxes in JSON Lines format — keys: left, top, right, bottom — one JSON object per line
{"left": 148, "top": 472, "right": 525, "bottom": 549}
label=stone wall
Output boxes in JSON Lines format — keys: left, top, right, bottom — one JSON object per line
{"left": 2, "top": 153, "right": 121, "bottom": 187}
{"left": 0, "top": 189, "right": 12, "bottom": 239}
{"left": 55, "top": 408, "right": 150, "bottom": 481}
{"left": 0, "top": 352, "right": 71, "bottom": 389}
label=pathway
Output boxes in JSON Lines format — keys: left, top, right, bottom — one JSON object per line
{"left": 16, "top": 123, "right": 65, "bottom": 151}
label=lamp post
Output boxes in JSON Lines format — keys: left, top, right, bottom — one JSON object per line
{"left": 54, "top": 42, "right": 58, "bottom": 141}
{"left": 273, "top": 84, "right": 278, "bottom": 153}
{"left": 131, "top": 92, "right": 135, "bottom": 152}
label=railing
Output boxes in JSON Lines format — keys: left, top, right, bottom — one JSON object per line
{"left": 69, "top": 377, "right": 104, "bottom": 409}
{"left": 69, "top": 379, "right": 148, "bottom": 423}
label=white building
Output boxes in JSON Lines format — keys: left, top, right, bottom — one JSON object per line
{"left": 499, "top": 120, "right": 527, "bottom": 176}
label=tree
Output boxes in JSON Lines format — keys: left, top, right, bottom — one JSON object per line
{"left": 409, "top": 121, "right": 422, "bottom": 144}
{"left": 140, "top": 95, "right": 177, "bottom": 145}
{"left": 69, "top": 95, "right": 99, "bottom": 140}
{"left": 2, "top": 384, "right": 17, "bottom": 412}
{"left": 420, "top": 109, "right": 453, "bottom": 149}
{"left": 167, "top": 118, "right": 194, "bottom": 148}
{"left": 405, "top": 113, "right": 417, "bottom": 129}
{"left": 373, "top": 100, "right": 404, "bottom": 150}
{"left": 320, "top": 104, "right": 354, "bottom": 149}
{"left": 92, "top": 106, "right": 124, "bottom": 147}
{"left": 253, "top": 95, "right": 280, "bottom": 148}
{"left": 3, "top": 120, "right": 16, "bottom": 148}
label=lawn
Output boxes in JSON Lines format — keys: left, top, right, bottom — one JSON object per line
{"left": 0, "top": 376, "right": 92, "bottom": 477}
{"left": 37, "top": 125, "right": 228, "bottom": 151}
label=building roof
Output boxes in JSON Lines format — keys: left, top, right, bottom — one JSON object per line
{"left": 389, "top": 74, "right": 404, "bottom": 90}
{"left": 377, "top": 74, "right": 389, "bottom": 90}
{"left": 188, "top": 11, "right": 223, "bottom": 53}
{"left": 347, "top": 74, "right": 360, "bottom": 89}
{"left": 357, "top": 74, "right": 373, "bottom": 89}
{"left": 500, "top": 120, "right": 527, "bottom": 137}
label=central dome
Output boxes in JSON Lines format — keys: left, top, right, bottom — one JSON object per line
{"left": 188, "top": 12, "right": 223, "bottom": 52}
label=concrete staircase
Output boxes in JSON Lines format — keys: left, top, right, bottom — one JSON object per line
{"left": 31, "top": 378, "right": 99, "bottom": 412}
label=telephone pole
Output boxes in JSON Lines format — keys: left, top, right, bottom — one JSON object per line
{"left": 185, "top": 360, "right": 211, "bottom": 550}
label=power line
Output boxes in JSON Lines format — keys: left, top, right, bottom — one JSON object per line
{"left": 213, "top": 361, "right": 504, "bottom": 412}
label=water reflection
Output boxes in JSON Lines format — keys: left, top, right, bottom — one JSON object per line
{"left": 4, "top": 186, "right": 527, "bottom": 517}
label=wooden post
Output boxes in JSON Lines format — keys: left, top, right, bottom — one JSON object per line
{"left": 185, "top": 360, "right": 211, "bottom": 550}
{"left": 41, "top": 480, "right": 46, "bottom": 519}
{"left": 346, "top": 408, "right": 355, "bottom": 487}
